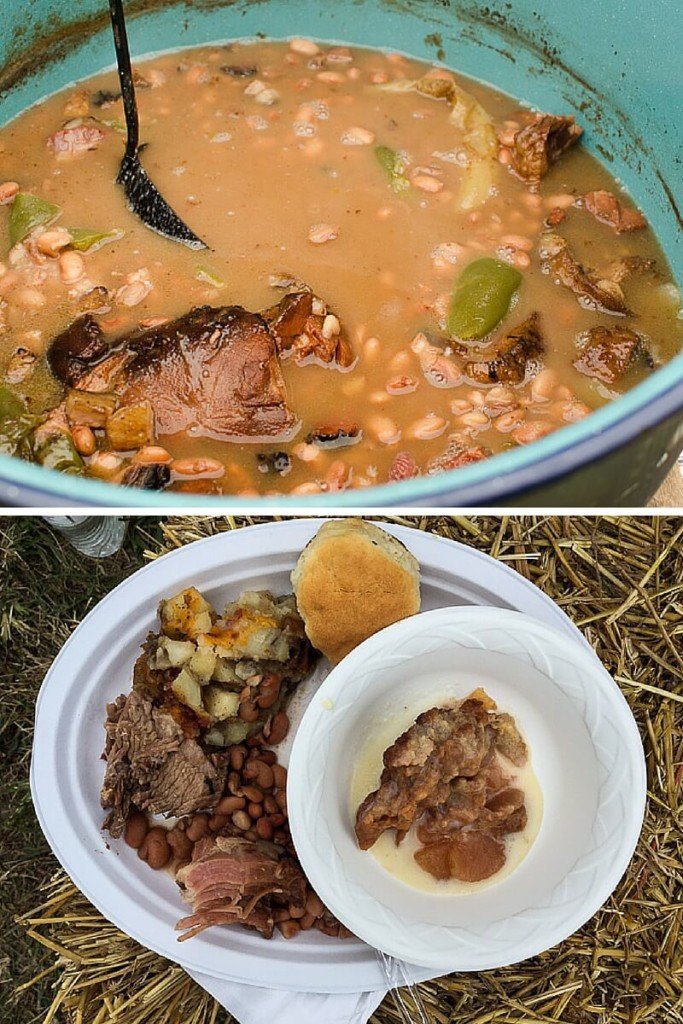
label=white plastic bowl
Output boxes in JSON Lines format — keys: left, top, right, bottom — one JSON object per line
{"left": 287, "top": 606, "right": 646, "bottom": 971}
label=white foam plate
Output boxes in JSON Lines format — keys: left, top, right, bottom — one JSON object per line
{"left": 30, "top": 519, "right": 638, "bottom": 992}
{"left": 288, "top": 606, "right": 647, "bottom": 971}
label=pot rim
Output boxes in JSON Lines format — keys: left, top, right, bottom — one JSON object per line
{"left": 2, "top": 351, "right": 682, "bottom": 506}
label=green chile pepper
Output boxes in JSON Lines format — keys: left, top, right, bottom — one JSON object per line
{"left": 374, "top": 145, "right": 410, "bottom": 194}
{"left": 68, "top": 227, "right": 123, "bottom": 252}
{"left": 9, "top": 193, "right": 61, "bottom": 247}
{"left": 0, "top": 385, "right": 42, "bottom": 456}
{"left": 36, "top": 432, "right": 84, "bottom": 475}
{"left": 446, "top": 258, "right": 522, "bottom": 340}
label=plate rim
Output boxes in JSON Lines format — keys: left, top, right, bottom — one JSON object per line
{"left": 287, "top": 605, "right": 647, "bottom": 971}
{"left": 30, "top": 519, "right": 605, "bottom": 992}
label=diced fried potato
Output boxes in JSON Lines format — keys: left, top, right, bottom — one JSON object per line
{"left": 159, "top": 587, "right": 214, "bottom": 639}
{"left": 188, "top": 638, "right": 217, "bottom": 682}
{"left": 204, "top": 726, "right": 227, "bottom": 746}
{"left": 151, "top": 636, "right": 196, "bottom": 670}
{"left": 203, "top": 685, "right": 240, "bottom": 721}
{"left": 171, "top": 667, "right": 204, "bottom": 711}
{"left": 223, "top": 720, "right": 251, "bottom": 745}
{"left": 105, "top": 401, "right": 155, "bottom": 451}
{"left": 226, "top": 590, "right": 275, "bottom": 615}
{"left": 212, "top": 657, "right": 240, "bottom": 683}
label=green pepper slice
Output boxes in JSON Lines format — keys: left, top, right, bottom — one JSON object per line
{"left": 9, "top": 193, "right": 62, "bottom": 247}
{"left": 374, "top": 145, "right": 410, "bottom": 194}
{"left": 68, "top": 227, "right": 124, "bottom": 252}
{"left": 446, "top": 258, "right": 522, "bottom": 340}
{"left": 35, "top": 433, "right": 84, "bottom": 475}
{"left": 0, "top": 385, "right": 42, "bottom": 457}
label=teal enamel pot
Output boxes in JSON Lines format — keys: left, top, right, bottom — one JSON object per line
{"left": 1, "top": 0, "right": 681, "bottom": 508}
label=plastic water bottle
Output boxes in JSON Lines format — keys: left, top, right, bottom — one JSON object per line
{"left": 42, "top": 516, "right": 128, "bottom": 557}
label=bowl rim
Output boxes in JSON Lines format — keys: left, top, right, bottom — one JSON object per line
{"left": 2, "top": 351, "right": 682, "bottom": 506}
{"left": 287, "top": 605, "right": 647, "bottom": 969}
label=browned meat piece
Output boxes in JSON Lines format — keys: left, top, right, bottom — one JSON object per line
{"left": 510, "top": 114, "right": 583, "bottom": 190}
{"left": 573, "top": 325, "right": 652, "bottom": 385}
{"left": 579, "top": 190, "right": 647, "bottom": 233}
{"left": 263, "top": 290, "right": 354, "bottom": 368}
{"left": 100, "top": 691, "right": 225, "bottom": 838}
{"left": 355, "top": 700, "right": 494, "bottom": 850}
{"left": 427, "top": 438, "right": 490, "bottom": 474}
{"left": 49, "top": 306, "right": 299, "bottom": 442}
{"left": 448, "top": 830, "right": 506, "bottom": 882}
{"left": 414, "top": 830, "right": 506, "bottom": 882}
{"left": 539, "top": 233, "right": 631, "bottom": 315}
{"left": 176, "top": 836, "right": 307, "bottom": 940}
{"left": 465, "top": 313, "right": 543, "bottom": 384}
{"left": 49, "top": 314, "right": 110, "bottom": 387}
{"left": 490, "top": 712, "right": 528, "bottom": 766}
{"left": 602, "top": 255, "right": 656, "bottom": 284}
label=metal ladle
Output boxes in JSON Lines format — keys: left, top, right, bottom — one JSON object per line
{"left": 107, "top": 0, "right": 207, "bottom": 249}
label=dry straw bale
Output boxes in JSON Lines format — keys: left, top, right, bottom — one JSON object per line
{"left": 14, "top": 516, "right": 683, "bottom": 1024}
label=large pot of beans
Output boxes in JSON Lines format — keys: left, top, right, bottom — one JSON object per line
{"left": 0, "top": 0, "right": 681, "bottom": 507}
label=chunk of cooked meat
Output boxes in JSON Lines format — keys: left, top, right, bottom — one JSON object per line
{"left": 464, "top": 313, "right": 543, "bottom": 384}
{"left": 601, "top": 255, "right": 656, "bottom": 285}
{"left": 509, "top": 113, "right": 583, "bottom": 190}
{"left": 49, "top": 306, "right": 299, "bottom": 442}
{"left": 427, "top": 437, "right": 490, "bottom": 474}
{"left": 490, "top": 712, "right": 528, "bottom": 766}
{"left": 573, "top": 325, "right": 652, "bottom": 385}
{"left": 539, "top": 233, "right": 631, "bottom": 315}
{"left": 355, "top": 699, "right": 514, "bottom": 850}
{"left": 101, "top": 691, "right": 225, "bottom": 838}
{"left": 175, "top": 836, "right": 307, "bottom": 940}
{"left": 263, "top": 289, "right": 354, "bottom": 368}
{"left": 416, "top": 830, "right": 506, "bottom": 883}
{"left": 49, "top": 314, "right": 110, "bottom": 387}
{"left": 579, "top": 190, "right": 647, "bottom": 233}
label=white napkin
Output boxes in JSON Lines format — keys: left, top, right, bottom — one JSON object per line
{"left": 186, "top": 968, "right": 387, "bottom": 1024}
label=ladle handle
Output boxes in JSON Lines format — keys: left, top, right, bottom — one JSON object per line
{"left": 108, "top": 0, "right": 139, "bottom": 159}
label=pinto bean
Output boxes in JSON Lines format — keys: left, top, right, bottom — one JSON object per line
{"left": 275, "top": 789, "right": 287, "bottom": 814}
{"left": 263, "top": 795, "right": 278, "bottom": 815}
{"left": 232, "top": 810, "right": 252, "bottom": 831}
{"left": 256, "top": 675, "right": 281, "bottom": 709}
{"left": 71, "top": 425, "right": 96, "bottom": 455}
{"left": 256, "top": 749, "right": 277, "bottom": 766}
{"left": 242, "top": 785, "right": 264, "bottom": 804}
{"left": 272, "top": 764, "right": 287, "bottom": 790}
{"left": 244, "top": 759, "right": 274, "bottom": 790}
{"left": 167, "top": 827, "right": 194, "bottom": 861}
{"left": 124, "top": 811, "right": 148, "bottom": 850}
{"left": 229, "top": 745, "right": 247, "bottom": 771}
{"left": 239, "top": 699, "right": 260, "bottom": 723}
{"left": 278, "top": 920, "right": 301, "bottom": 939}
{"left": 269, "top": 813, "right": 286, "bottom": 828}
{"left": 0, "top": 181, "right": 19, "bottom": 206}
{"left": 266, "top": 711, "right": 290, "bottom": 746}
{"left": 248, "top": 802, "right": 264, "bottom": 820}
{"left": 209, "top": 813, "right": 229, "bottom": 831}
{"left": 216, "top": 795, "right": 246, "bottom": 815}
{"left": 256, "top": 817, "right": 274, "bottom": 840}
{"left": 59, "top": 251, "right": 85, "bottom": 284}
{"left": 186, "top": 814, "right": 210, "bottom": 842}
{"left": 305, "top": 891, "right": 325, "bottom": 918}
{"left": 133, "top": 445, "right": 172, "bottom": 464}
{"left": 145, "top": 827, "right": 171, "bottom": 869}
